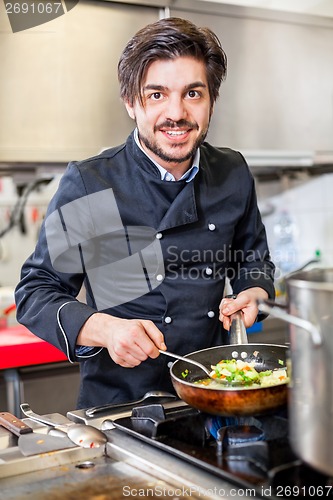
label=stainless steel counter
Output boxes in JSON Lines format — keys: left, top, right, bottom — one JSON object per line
{"left": 0, "top": 429, "right": 256, "bottom": 500}
{"left": 1, "top": 453, "right": 206, "bottom": 500}
{"left": 0, "top": 405, "right": 260, "bottom": 500}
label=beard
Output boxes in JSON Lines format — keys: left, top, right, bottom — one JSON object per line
{"left": 138, "top": 120, "right": 209, "bottom": 164}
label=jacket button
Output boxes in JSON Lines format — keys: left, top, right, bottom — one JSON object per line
{"left": 205, "top": 267, "right": 213, "bottom": 275}
{"left": 207, "top": 311, "right": 215, "bottom": 318}
{"left": 208, "top": 223, "right": 216, "bottom": 231}
{"left": 156, "top": 274, "right": 164, "bottom": 282}
{"left": 156, "top": 233, "right": 163, "bottom": 239}
{"left": 164, "top": 316, "right": 172, "bottom": 324}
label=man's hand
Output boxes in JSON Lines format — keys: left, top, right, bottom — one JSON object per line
{"left": 77, "top": 313, "right": 166, "bottom": 367}
{"left": 219, "top": 287, "right": 269, "bottom": 331}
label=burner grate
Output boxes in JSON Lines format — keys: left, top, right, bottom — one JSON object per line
{"left": 205, "top": 414, "right": 288, "bottom": 441}
{"left": 131, "top": 404, "right": 208, "bottom": 446}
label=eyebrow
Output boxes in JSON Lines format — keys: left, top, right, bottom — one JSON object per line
{"left": 143, "top": 81, "right": 207, "bottom": 93}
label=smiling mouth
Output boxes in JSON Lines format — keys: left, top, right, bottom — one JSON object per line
{"left": 156, "top": 120, "right": 198, "bottom": 138}
{"left": 163, "top": 130, "right": 189, "bottom": 137}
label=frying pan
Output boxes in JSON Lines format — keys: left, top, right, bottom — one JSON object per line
{"left": 170, "top": 343, "right": 288, "bottom": 416}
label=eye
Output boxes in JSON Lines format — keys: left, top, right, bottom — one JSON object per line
{"left": 187, "top": 90, "right": 201, "bottom": 99}
{"left": 150, "top": 92, "right": 163, "bottom": 100}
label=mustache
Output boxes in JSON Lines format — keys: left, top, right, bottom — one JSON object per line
{"left": 154, "top": 120, "right": 199, "bottom": 131}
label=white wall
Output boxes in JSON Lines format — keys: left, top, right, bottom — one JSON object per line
{"left": 262, "top": 174, "right": 333, "bottom": 276}
{"left": 0, "top": 176, "right": 61, "bottom": 288}
{"left": 197, "top": 0, "right": 333, "bottom": 17}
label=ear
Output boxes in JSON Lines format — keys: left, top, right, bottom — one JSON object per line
{"left": 124, "top": 101, "right": 135, "bottom": 120}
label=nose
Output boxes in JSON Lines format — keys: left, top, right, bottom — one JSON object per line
{"left": 165, "top": 95, "right": 187, "bottom": 123}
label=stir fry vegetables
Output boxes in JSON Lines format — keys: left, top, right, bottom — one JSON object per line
{"left": 195, "top": 358, "right": 288, "bottom": 389}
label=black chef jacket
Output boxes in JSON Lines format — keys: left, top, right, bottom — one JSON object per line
{"left": 15, "top": 132, "right": 275, "bottom": 409}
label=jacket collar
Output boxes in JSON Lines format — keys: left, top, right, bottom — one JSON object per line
{"left": 127, "top": 132, "right": 199, "bottom": 231}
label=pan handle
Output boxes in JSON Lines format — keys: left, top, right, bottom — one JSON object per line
{"left": 224, "top": 294, "right": 248, "bottom": 345}
{"left": 229, "top": 311, "right": 248, "bottom": 344}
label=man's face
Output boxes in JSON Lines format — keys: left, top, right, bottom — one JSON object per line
{"left": 125, "top": 56, "right": 212, "bottom": 177}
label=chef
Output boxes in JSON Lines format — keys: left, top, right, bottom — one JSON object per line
{"left": 15, "top": 17, "right": 275, "bottom": 409}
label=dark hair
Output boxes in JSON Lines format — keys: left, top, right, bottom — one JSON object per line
{"left": 118, "top": 17, "right": 227, "bottom": 107}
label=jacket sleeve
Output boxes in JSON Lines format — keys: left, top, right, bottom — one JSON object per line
{"left": 15, "top": 163, "right": 102, "bottom": 362}
{"left": 227, "top": 158, "right": 275, "bottom": 315}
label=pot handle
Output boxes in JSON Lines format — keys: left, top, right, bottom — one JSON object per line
{"left": 258, "top": 299, "right": 322, "bottom": 346}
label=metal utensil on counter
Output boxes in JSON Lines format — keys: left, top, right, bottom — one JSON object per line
{"left": 0, "top": 412, "right": 76, "bottom": 456}
{"left": 20, "top": 403, "right": 107, "bottom": 449}
{"left": 86, "top": 390, "right": 176, "bottom": 417}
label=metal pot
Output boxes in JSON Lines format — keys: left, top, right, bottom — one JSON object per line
{"left": 259, "top": 267, "right": 333, "bottom": 476}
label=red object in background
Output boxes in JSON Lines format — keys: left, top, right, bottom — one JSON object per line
{"left": 31, "top": 206, "right": 39, "bottom": 223}
{"left": 3, "top": 303, "right": 16, "bottom": 316}
{"left": 0, "top": 325, "right": 67, "bottom": 370}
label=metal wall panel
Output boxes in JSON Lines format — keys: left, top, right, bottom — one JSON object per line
{"left": 1, "top": 0, "right": 333, "bottom": 159}
{"left": 169, "top": 4, "right": 333, "bottom": 151}
{"left": 0, "top": 1, "right": 159, "bottom": 162}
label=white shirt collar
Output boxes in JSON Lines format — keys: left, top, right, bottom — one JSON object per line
{"left": 134, "top": 128, "right": 199, "bottom": 182}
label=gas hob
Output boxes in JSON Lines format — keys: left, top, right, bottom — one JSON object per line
{"left": 1, "top": 401, "right": 333, "bottom": 500}
{"left": 71, "top": 400, "right": 333, "bottom": 499}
